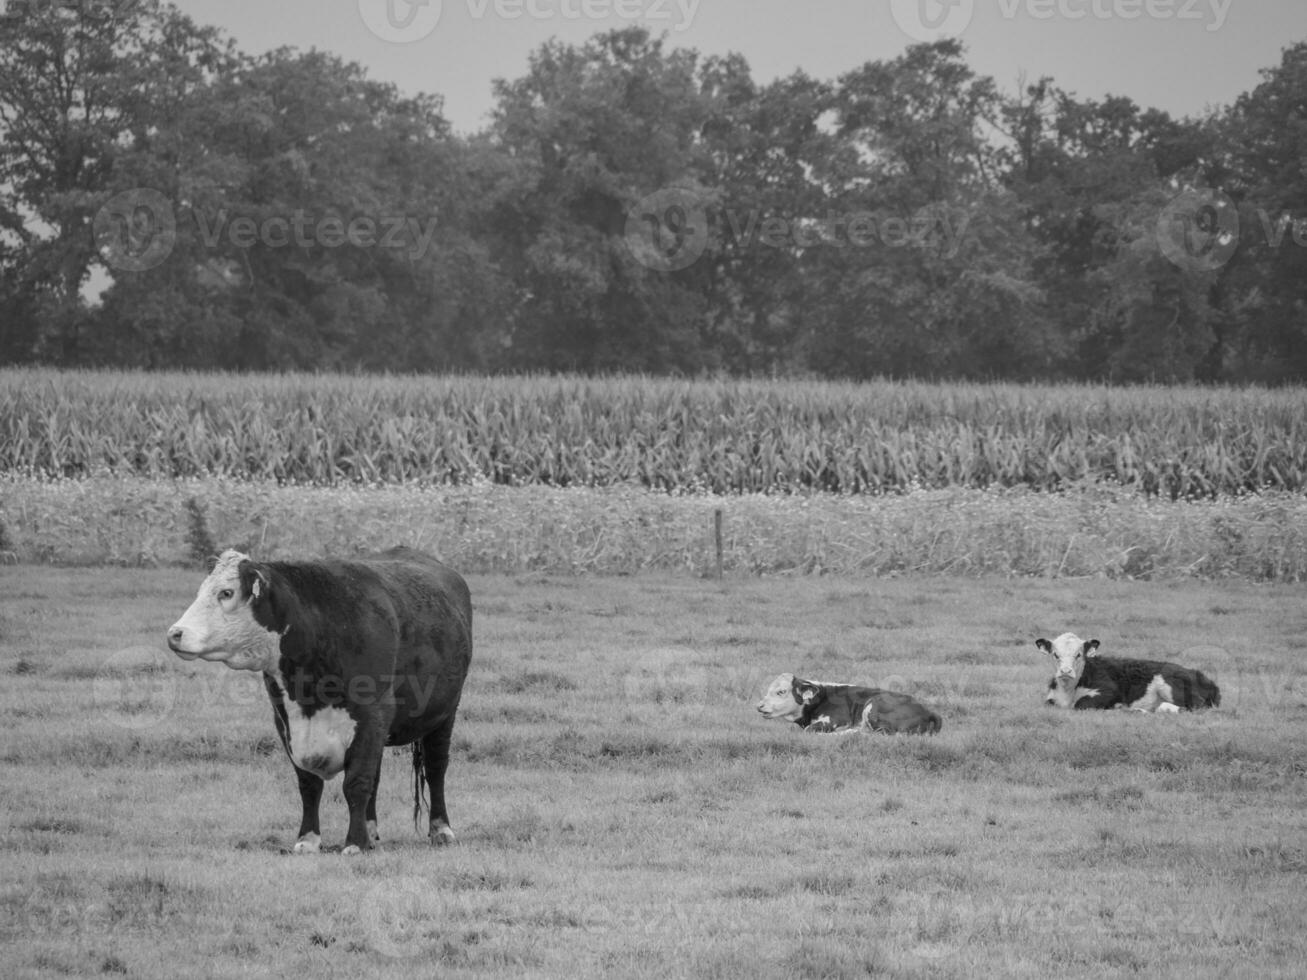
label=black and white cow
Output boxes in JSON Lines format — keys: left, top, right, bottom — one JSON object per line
{"left": 167, "top": 547, "right": 473, "bottom": 854}
{"left": 1037, "top": 632, "right": 1220, "bottom": 712}
{"left": 756, "top": 673, "right": 942, "bottom": 734}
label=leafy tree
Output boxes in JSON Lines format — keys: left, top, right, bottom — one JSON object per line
{"left": 998, "top": 80, "right": 1220, "bottom": 380}
{"left": 0, "top": 0, "right": 234, "bottom": 362}
{"left": 802, "top": 42, "right": 1050, "bottom": 378}
{"left": 696, "top": 65, "right": 834, "bottom": 373}
{"left": 1217, "top": 42, "right": 1307, "bottom": 380}
{"left": 487, "top": 28, "right": 718, "bottom": 372}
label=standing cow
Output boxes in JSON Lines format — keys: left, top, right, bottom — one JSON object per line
{"left": 167, "top": 547, "right": 472, "bottom": 854}
{"left": 1037, "top": 632, "right": 1219, "bottom": 712}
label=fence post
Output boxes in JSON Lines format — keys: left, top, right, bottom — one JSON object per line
{"left": 714, "top": 507, "right": 724, "bottom": 579}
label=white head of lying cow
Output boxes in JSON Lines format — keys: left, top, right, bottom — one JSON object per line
{"left": 756, "top": 672, "right": 820, "bottom": 722}
{"left": 1036, "top": 632, "right": 1100, "bottom": 707}
{"left": 167, "top": 550, "right": 280, "bottom": 671}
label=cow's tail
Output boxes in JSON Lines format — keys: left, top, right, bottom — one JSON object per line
{"left": 411, "top": 742, "right": 429, "bottom": 829}
{"left": 925, "top": 713, "right": 943, "bottom": 736}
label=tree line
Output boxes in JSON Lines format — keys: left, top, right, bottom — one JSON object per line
{"left": 1, "top": 0, "right": 1304, "bottom": 381}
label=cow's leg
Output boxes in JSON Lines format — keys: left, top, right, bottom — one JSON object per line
{"left": 1073, "top": 682, "right": 1119, "bottom": 710}
{"left": 365, "top": 753, "right": 382, "bottom": 846}
{"left": 422, "top": 716, "right": 457, "bottom": 846}
{"left": 1073, "top": 693, "right": 1116, "bottom": 709}
{"left": 1128, "top": 676, "right": 1175, "bottom": 713}
{"left": 292, "top": 766, "right": 324, "bottom": 854}
{"left": 341, "top": 733, "right": 384, "bottom": 855}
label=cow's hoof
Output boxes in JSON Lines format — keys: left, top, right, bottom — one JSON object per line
{"left": 1156, "top": 703, "right": 1181, "bottom": 714}
{"left": 292, "top": 833, "right": 321, "bottom": 854}
{"left": 341, "top": 844, "right": 363, "bottom": 856}
{"left": 430, "top": 824, "right": 456, "bottom": 847}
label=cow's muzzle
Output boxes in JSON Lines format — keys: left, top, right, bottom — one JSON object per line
{"left": 167, "top": 627, "right": 197, "bottom": 658}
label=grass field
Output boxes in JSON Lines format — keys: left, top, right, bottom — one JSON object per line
{"left": 2, "top": 566, "right": 1306, "bottom": 979}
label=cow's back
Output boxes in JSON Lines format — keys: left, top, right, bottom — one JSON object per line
{"left": 1159, "top": 662, "right": 1221, "bottom": 709}
{"left": 1082, "top": 656, "right": 1220, "bottom": 711}
{"left": 360, "top": 548, "right": 473, "bottom": 742}
{"left": 853, "top": 687, "right": 943, "bottom": 735}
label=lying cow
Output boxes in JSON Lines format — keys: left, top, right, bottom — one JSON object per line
{"left": 1037, "top": 632, "right": 1220, "bottom": 712}
{"left": 167, "top": 547, "right": 473, "bottom": 854}
{"left": 756, "top": 673, "right": 942, "bottom": 734}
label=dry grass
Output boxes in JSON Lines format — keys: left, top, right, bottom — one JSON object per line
{"left": 2, "top": 566, "right": 1306, "bottom": 978}
{"left": 4, "top": 475, "right": 1307, "bottom": 580}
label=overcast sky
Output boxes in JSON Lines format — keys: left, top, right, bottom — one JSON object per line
{"left": 167, "top": 1, "right": 1306, "bottom": 132}
{"left": 64, "top": 2, "right": 1305, "bottom": 305}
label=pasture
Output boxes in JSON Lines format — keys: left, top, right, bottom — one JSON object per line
{"left": 2, "top": 566, "right": 1305, "bottom": 979}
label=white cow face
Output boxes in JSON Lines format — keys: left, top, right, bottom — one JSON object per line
{"left": 756, "top": 673, "right": 805, "bottom": 721}
{"left": 1036, "top": 632, "right": 1100, "bottom": 705}
{"left": 166, "top": 550, "right": 280, "bottom": 672}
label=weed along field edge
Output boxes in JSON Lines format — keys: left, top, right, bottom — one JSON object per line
{"left": 2, "top": 568, "right": 1306, "bottom": 979}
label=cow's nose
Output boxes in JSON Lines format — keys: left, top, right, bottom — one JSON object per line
{"left": 167, "top": 626, "right": 184, "bottom": 648}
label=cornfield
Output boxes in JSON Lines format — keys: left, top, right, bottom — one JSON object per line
{"left": 3, "top": 369, "right": 1307, "bottom": 496}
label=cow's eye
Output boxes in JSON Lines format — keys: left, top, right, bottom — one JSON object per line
{"left": 217, "top": 589, "right": 234, "bottom": 602}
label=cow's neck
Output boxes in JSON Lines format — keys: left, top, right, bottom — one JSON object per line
{"left": 796, "top": 691, "right": 830, "bottom": 728}
{"left": 1048, "top": 676, "right": 1082, "bottom": 708}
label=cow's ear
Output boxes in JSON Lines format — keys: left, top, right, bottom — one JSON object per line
{"left": 793, "top": 679, "right": 819, "bottom": 705}
{"left": 205, "top": 554, "right": 220, "bottom": 573}
{"left": 238, "top": 561, "right": 270, "bottom": 601}
{"left": 1084, "top": 639, "right": 1101, "bottom": 657}
{"left": 1036, "top": 638, "right": 1052, "bottom": 655}
{"left": 238, "top": 560, "right": 284, "bottom": 632}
